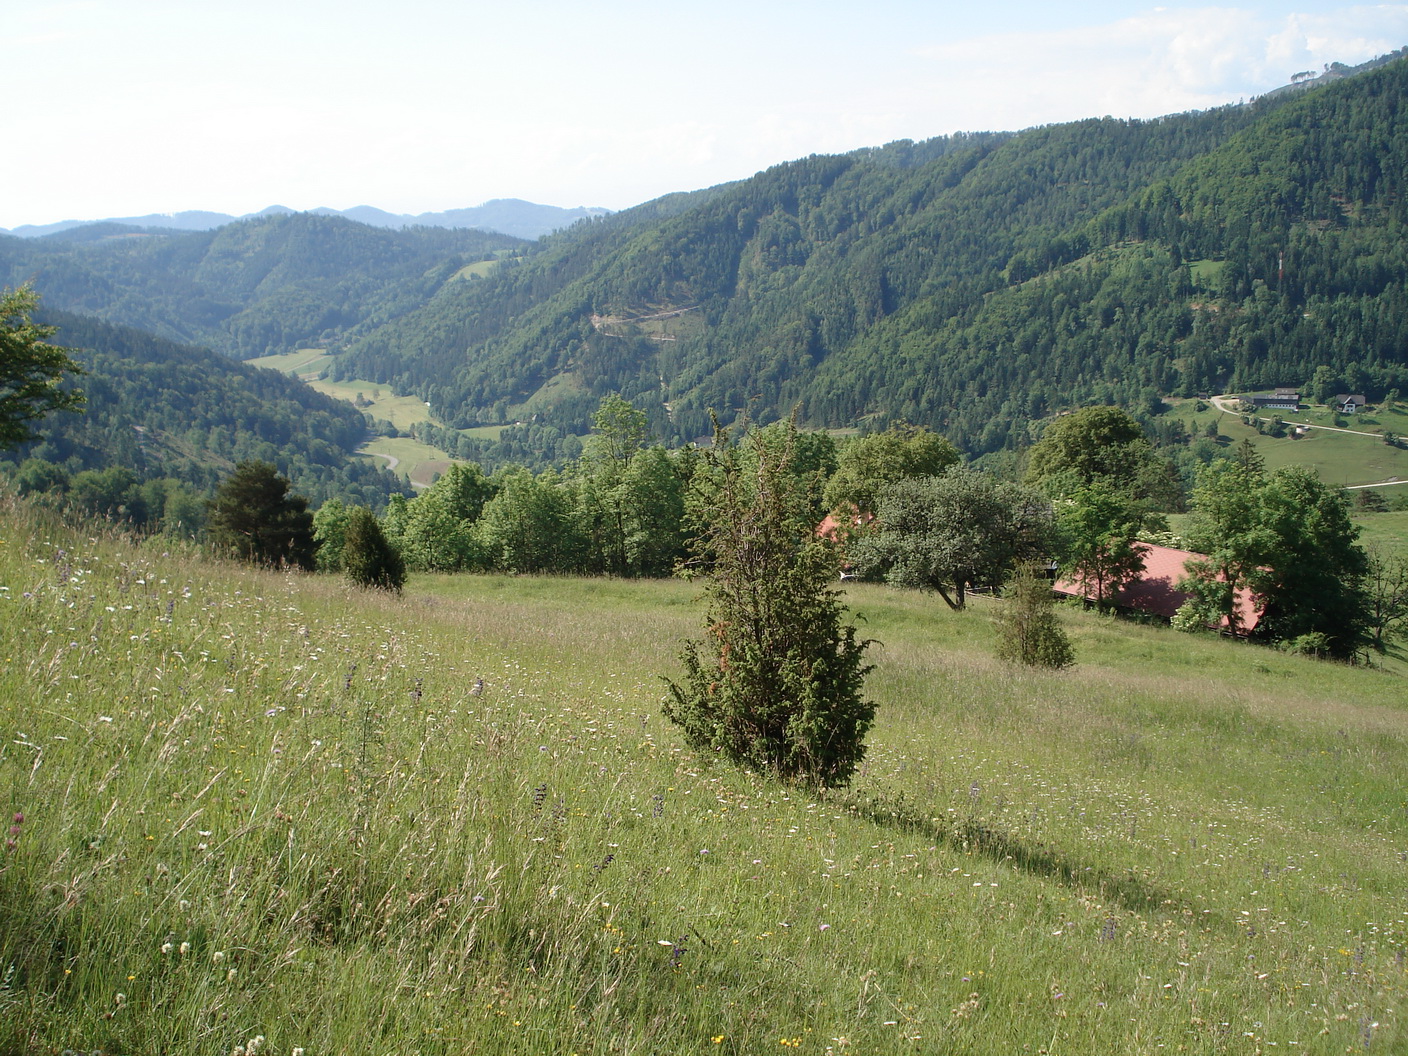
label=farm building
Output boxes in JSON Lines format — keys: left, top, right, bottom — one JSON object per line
{"left": 1052, "top": 542, "right": 1261, "bottom": 633}
{"left": 1249, "top": 388, "right": 1300, "bottom": 412}
{"left": 1334, "top": 393, "right": 1367, "bottom": 413}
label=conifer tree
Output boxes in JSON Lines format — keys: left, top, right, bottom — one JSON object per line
{"left": 994, "top": 563, "right": 1074, "bottom": 669}
{"left": 663, "top": 418, "right": 875, "bottom": 787}
{"left": 342, "top": 505, "right": 406, "bottom": 593}
{"left": 207, "top": 461, "right": 317, "bottom": 570}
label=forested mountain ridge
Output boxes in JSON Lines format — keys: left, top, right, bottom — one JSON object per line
{"left": 7, "top": 52, "right": 1407, "bottom": 474}
{"left": 328, "top": 52, "right": 1408, "bottom": 460}
{"left": 0, "top": 214, "right": 525, "bottom": 360}
{"left": 5, "top": 310, "right": 407, "bottom": 511}
{"left": 3, "top": 198, "right": 608, "bottom": 241}
{"left": 805, "top": 59, "right": 1408, "bottom": 451}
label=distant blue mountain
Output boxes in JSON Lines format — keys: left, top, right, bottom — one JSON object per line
{"left": 3, "top": 199, "right": 611, "bottom": 241}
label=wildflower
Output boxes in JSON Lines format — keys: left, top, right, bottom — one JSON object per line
{"left": 179, "top": 942, "right": 191, "bottom": 956}
{"left": 160, "top": 942, "right": 174, "bottom": 955}
{"left": 227, "top": 968, "right": 238, "bottom": 983}
{"left": 247, "top": 1036, "right": 265, "bottom": 1055}
{"left": 212, "top": 951, "right": 226, "bottom": 965}
{"left": 114, "top": 993, "right": 127, "bottom": 1008}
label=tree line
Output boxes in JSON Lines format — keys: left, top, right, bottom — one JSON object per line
{"left": 205, "top": 395, "right": 1403, "bottom": 664}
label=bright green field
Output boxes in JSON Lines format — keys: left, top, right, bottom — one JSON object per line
{"left": 1354, "top": 511, "right": 1408, "bottom": 553}
{"left": 306, "top": 379, "right": 437, "bottom": 433}
{"left": 247, "top": 351, "right": 506, "bottom": 477}
{"left": 454, "top": 260, "right": 500, "bottom": 281}
{"left": 4, "top": 496, "right": 1408, "bottom": 1054}
{"left": 245, "top": 349, "right": 442, "bottom": 436}
{"left": 356, "top": 437, "right": 460, "bottom": 488}
{"left": 1168, "top": 399, "right": 1408, "bottom": 487}
{"left": 247, "top": 348, "right": 334, "bottom": 378}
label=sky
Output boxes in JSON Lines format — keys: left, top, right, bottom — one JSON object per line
{"left": 4, "top": 1, "right": 1407, "bottom": 229}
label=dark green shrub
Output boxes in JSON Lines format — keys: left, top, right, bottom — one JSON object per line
{"left": 343, "top": 506, "right": 406, "bottom": 593}
{"left": 663, "top": 419, "right": 875, "bottom": 788}
{"left": 994, "top": 563, "right": 1074, "bottom": 669}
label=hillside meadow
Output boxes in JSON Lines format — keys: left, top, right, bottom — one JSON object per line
{"left": 2, "top": 497, "right": 1408, "bottom": 1054}
{"left": 1165, "top": 401, "right": 1408, "bottom": 490}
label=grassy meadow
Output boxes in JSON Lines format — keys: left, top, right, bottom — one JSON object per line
{"left": 1166, "top": 400, "right": 1408, "bottom": 490}
{"left": 3, "top": 496, "right": 1408, "bottom": 1054}
{"left": 246, "top": 350, "right": 333, "bottom": 380}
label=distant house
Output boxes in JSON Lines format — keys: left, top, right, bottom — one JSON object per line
{"left": 1250, "top": 388, "right": 1300, "bottom": 412}
{"left": 817, "top": 509, "right": 874, "bottom": 544}
{"left": 1052, "top": 543, "right": 1261, "bottom": 633}
{"left": 1334, "top": 393, "right": 1367, "bottom": 414}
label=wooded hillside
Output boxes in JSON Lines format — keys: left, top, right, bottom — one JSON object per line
{"left": 4, "top": 52, "right": 1406, "bottom": 470}
{"left": 7, "top": 311, "right": 406, "bottom": 510}
{"left": 0, "top": 214, "right": 524, "bottom": 360}
{"left": 328, "top": 51, "right": 1408, "bottom": 459}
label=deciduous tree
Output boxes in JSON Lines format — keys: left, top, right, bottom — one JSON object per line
{"left": 1056, "top": 482, "right": 1149, "bottom": 610}
{"left": 1178, "top": 460, "right": 1368, "bottom": 657}
{"left": 855, "top": 467, "right": 1053, "bottom": 610}
{"left": 1364, "top": 547, "right": 1408, "bottom": 652}
{"left": 0, "top": 286, "right": 85, "bottom": 449}
{"left": 823, "top": 423, "right": 959, "bottom": 517}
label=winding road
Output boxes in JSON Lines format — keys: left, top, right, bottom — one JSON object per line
{"left": 1207, "top": 394, "right": 1407, "bottom": 489}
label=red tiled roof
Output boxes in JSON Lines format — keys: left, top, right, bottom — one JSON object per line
{"left": 1053, "top": 543, "right": 1261, "bottom": 632}
{"left": 817, "top": 509, "right": 874, "bottom": 542}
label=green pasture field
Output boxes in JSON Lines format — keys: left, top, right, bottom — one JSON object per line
{"left": 1354, "top": 510, "right": 1408, "bottom": 553}
{"left": 1167, "top": 399, "right": 1408, "bottom": 487}
{"left": 4, "top": 495, "right": 1408, "bottom": 1054}
{"left": 245, "top": 350, "right": 440, "bottom": 435}
{"left": 246, "top": 349, "right": 333, "bottom": 378}
{"left": 1186, "top": 259, "right": 1226, "bottom": 288}
{"left": 513, "top": 371, "right": 588, "bottom": 419}
{"left": 356, "top": 436, "right": 459, "bottom": 488}
{"left": 454, "top": 260, "right": 500, "bottom": 281}
{"left": 307, "top": 379, "right": 437, "bottom": 433}
{"left": 459, "top": 425, "right": 506, "bottom": 441}
{"left": 248, "top": 350, "right": 504, "bottom": 470}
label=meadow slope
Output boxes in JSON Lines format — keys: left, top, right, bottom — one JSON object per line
{"left": 2, "top": 497, "right": 1407, "bottom": 1055}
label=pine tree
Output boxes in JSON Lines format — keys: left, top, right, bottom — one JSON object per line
{"left": 207, "top": 461, "right": 317, "bottom": 570}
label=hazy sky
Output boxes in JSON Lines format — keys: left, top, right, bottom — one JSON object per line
{"left": 5, "top": 1, "right": 1406, "bottom": 228}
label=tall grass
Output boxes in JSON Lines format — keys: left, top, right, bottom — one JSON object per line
{"left": 3, "top": 494, "right": 1407, "bottom": 1054}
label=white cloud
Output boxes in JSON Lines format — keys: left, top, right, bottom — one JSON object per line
{"left": 909, "top": 5, "right": 1408, "bottom": 129}
{"left": 4, "top": 2, "right": 1408, "bottom": 226}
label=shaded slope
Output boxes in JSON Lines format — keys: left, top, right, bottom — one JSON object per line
{"left": 6, "top": 311, "right": 407, "bottom": 508}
